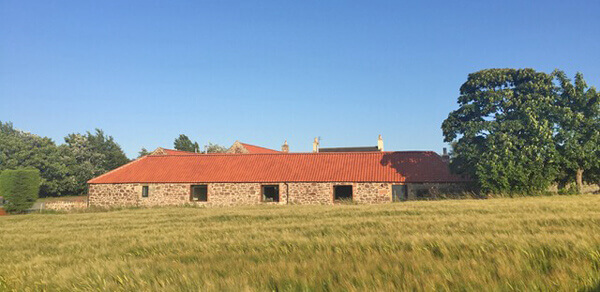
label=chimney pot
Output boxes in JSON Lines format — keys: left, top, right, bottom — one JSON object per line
{"left": 281, "top": 140, "right": 289, "bottom": 153}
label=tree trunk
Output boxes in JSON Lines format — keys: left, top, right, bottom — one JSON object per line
{"left": 576, "top": 168, "right": 584, "bottom": 194}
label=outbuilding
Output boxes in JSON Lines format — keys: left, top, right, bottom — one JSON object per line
{"left": 88, "top": 143, "right": 470, "bottom": 207}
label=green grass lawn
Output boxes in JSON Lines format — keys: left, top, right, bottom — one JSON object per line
{"left": 1, "top": 195, "right": 600, "bottom": 291}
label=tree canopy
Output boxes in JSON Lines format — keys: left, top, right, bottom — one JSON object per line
{"left": 174, "top": 134, "right": 200, "bottom": 153}
{"left": 138, "top": 147, "right": 150, "bottom": 158}
{"left": 0, "top": 121, "right": 73, "bottom": 196}
{"left": 62, "top": 129, "right": 130, "bottom": 195}
{"left": 0, "top": 122, "right": 130, "bottom": 197}
{"left": 205, "top": 142, "right": 228, "bottom": 153}
{"left": 442, "top": 69, "right": 558, "bottom": 194}
{"left": 443, "top": 68, "right": 600, "bottom": 194}
{"left": 553, "top": 71, "right": 600, "bottom": 191}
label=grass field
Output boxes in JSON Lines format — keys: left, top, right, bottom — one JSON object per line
{"left": 1, "top": 195, "right": 600, "bottom": 291}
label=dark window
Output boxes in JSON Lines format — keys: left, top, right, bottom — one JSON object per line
{"left": 392, "top": 185, "right": 408, "bottom": 202}
{"left": 191, "top": 185, "right": 208, "bottom": 202}
{"left": 262, "top": 185, "right": 279, "bottom": 202}
{"left": 142, "top": 186, "right": 149, "bottom": 198}
{"left": 334, "top": 185, "right": 353, "bottom": 201}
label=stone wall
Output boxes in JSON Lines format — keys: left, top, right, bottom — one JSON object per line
{"left": 89, "top": 182, "right": 395, "bottom": 207}
{"left": 286, "top": 183, "right": 332, "bottom": 205}
{"left": 354, "top": 183, "right": 392, "bottom": 204}
{"left": 89, "top": 181, "right": 468, "bottom": 208}
{"left": 44, "top": 201, "right": 88, "bottom": 211}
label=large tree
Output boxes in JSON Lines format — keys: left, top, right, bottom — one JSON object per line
{"left": 62, "top": 129, "right": 130, "bottom": 194}
{"left": 0, "top": 121, "right": 74, "bottom": 197}
{"left": 553, "top": 71, "right": 600, "bottom": 192}
{"left": 0, "top": 122, "right": 130, "bottom": 196}
{"left": 442, "top": 69, "right": 558, "bottom": 195}
{"left": 174, "top": 134, "right": 199, "bottom": 152}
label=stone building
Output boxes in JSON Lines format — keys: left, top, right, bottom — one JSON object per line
{"left": 88, "top": 140, "right": 470, "bottom": 208}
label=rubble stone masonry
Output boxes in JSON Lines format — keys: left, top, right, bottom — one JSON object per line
{"left": 44, "top": 201, "right": 88, "bottom": 211}
{"left": 88, "top": 182, "right": 397, "bottom": 208}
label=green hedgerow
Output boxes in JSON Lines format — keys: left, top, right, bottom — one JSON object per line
{"left": 0, "top": 169, "right": 41, "bottom": 213}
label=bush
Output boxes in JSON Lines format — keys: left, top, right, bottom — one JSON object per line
{"left": 0, "top": 169, "right": 41, "bottom": 213}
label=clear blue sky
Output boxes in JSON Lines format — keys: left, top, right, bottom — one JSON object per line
{"left": 1, "top": 1, "right": 599, "bottom": 158}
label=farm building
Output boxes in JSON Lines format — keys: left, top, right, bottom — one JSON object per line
{"left": 87, "top": 138, "right": 470, "bottom": 207}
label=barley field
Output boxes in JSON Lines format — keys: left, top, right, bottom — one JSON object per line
{"left": 1, "top": 195, "right": 600, "bottom": 291}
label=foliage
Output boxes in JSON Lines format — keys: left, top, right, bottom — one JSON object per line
{"left": 442, "top": 69, "right": 558, "bottom": 194}
{"left": 138, "top": 148, "right": 150, "bottom": 158}
{"left": 0, "top": 122, "right": 130, "bottom": 196}
{"left": 1, "top": 196, "right": 600, "bottom": 290}
{"left": 205, "top": 142, "right": 228, "bottom": 153}
{"left": 0, "top": 169, "right": 41, "bottom": 213}
{"left": 585, "top": 166, "right": 600, "bottom": 189}
{"left": 174, "top": 134, "right": 199, "bottom": 152}
{"left": 62, "top": 129, "right": 130, "bottom": 194}
{"left": 553, "top": 71, "right": 600, "bottom": 192}
{"left": 0, "top": 121, "right": 74, "bottom": 196}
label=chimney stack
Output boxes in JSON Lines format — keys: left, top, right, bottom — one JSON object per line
{"left": 441, "top": 147, "right": 450, "bottom": 163}
{"left": 281, "top": 140, "right": 289, "bottom": 153}
{"left": 377, "top": 135, "right": 384, "bottom": 151}
{"left": 312, "top": 137, "right": 319, "bottom": 153}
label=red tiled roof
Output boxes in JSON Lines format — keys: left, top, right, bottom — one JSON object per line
{"left": 240, "top": 143, "right": 280, "bottom": 153}
{"left": 88, "top": 152, "right": 468, "bottom": 184}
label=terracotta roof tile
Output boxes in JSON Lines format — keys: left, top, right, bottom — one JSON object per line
{"left": 88, "top": 151, "right": 468, "bottom": 184}
{"left": 239, "top": 143, "right": 280, "bottom": 153}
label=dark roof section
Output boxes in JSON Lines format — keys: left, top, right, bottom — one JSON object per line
{"left": 319, "top": 146, "right": 380, "bottom": 152}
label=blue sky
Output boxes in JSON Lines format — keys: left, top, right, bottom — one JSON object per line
{"left": 1, "top": 1, "right": 599, "bottom": 158}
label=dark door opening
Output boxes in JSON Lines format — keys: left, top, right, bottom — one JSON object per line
{"left": 392, "top": 185, "right": 408, "bottom": 202}
{"left": 262, "top": 185, "right": 279, "bottom": 202}
{"left": 334, "top": 185, "right": 353, "bottom": 202}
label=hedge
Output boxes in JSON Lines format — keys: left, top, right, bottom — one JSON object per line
{"left": 0, "top": 169, "right": 41, "bottom": 213}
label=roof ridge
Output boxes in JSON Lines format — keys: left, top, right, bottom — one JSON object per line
{"left": 163, "top": 148, "right": 198, "bottom": 153}
{"left": 143, "top": 151, "right": 436, "bottom": 157}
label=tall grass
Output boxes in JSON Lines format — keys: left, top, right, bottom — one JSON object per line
{"left": 1, "top": 195, "right": 600, "bottom": 291}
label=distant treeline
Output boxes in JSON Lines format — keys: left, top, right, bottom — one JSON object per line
{"left": 0, "top": 122, "right": 229, "bottom": 197}
{"left": 0, "top": 122, "right": 130, "bottom": 197}
{"left": 443, "top": 69, "right": 600, "bottom": 195}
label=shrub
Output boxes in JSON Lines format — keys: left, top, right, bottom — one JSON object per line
{"left": 0, "top": 169, "right": 41, "bottom": 213}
